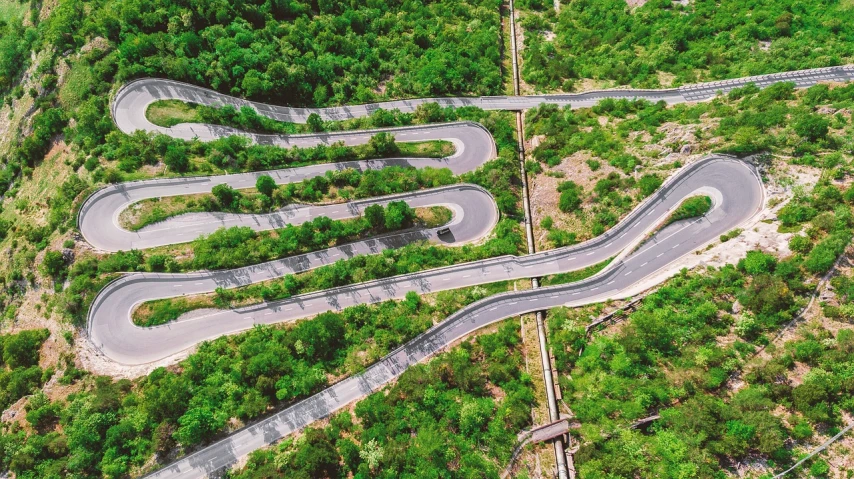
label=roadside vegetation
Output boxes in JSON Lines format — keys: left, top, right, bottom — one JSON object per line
{"left": 547, "top": 172, "right": 854, "bottom": 477}
{"left": 132, "top": 219, "right": 520, "bottom": 326}
{"left": 229, "top": 320, "right": 533, "bottom": 478}
{"left": 528, "top": 81, "right": 854, "bottom": 249}
{"left": 519, "top": 0, "right": 854, "bottom": 91}
{"left": 0, "top": 282, "right": 516, "bottom": 477}
{"left": 666, "top": 195, "right": 712, "bottom": 226}
{"left": 120, "top": 165, "right": 456, "bottom": 231}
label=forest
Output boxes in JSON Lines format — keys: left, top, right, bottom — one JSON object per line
{"left": 520, "top": 0, "right": 854, "bottom": 90}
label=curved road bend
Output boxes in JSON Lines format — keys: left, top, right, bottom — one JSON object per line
{"left": 91, "top": 157, "right": 760, "bottom": 365}
{"left": 142, "top": 156, "right": 762, "bottom": 478}
{"left": 79, "top": 121, "right": 496, "bottom": 251}
{"left": 115, "top": 66, "right": 854, "bottom": 125}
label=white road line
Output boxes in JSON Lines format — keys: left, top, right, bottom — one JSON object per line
{"left": 194, "top": 282, "right": 203, "bottom": 285}
{"left": 463, "top": 274, "right": 471, "bottom": 278}
{"left": 586, "top": 252, "right": 594, "bottom": 256}
{"left": 174, "top": 285, "right": 183, "bottom": 288}
{"left": 443, "top": 278, "right": 451, "bottom": 281}
{"left": 567, "top": 257, "right": 576, "bottom": 261}
{"left": 641, "top": 262, "right": 648, "bottom": 267}
{"left": 624, "top": 271, "right": 632, "bottom": 276}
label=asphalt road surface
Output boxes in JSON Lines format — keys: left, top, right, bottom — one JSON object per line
{"left": 79, "top": 121, "right": 496, "bottom": 251}
{"left": 115, "top": 66, "right": 854, "bottom": 125}
{"left": 84, "top": 67, "right": 854, "bottom": 477}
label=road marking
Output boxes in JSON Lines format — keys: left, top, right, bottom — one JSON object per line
{"left": 194, "top": 282, "right": 203, "bottom": 285}
{"left": 567, "top": 257, "right": 576, "bottom": 261}
{"left": 332, "top": 253, "right": 340, "bottom": 257}
{"left": 528, "top": 299, "right": 537, "bottom": 302}
{"left": 607, "top": 280, "right": 615, "bottom": 285}
{"left": 586, "top": 252, "right": 594, "bottom": 256}
{"left": 591, "top": 287, "right": 599, "bottom": 291}
{"left": 524, "top": 266, "right": 533, "bottom": 269}
{"left": 572, "top": 292, "right": 580, "bottom": 296}
{"left": 656, "top": 253, "right": 664, "bottom": 258}
{"left": 646, "top": 210, "right": 655, "bottom": 216}
{"left": 509, "top": 302, "right": 518, "bottom": 305}
{"left": 174, "top": 285, "right": 183, "bottom": 288}
{"left": 265, "top": 312, "right": 272, "bottom": 315}
{"left": 285, "top": 308, "right": 293, "bottom": 311}
{"left": 489, "top": 307, "right": 497, "bottom": 311}
{"left": 463, "top": 274, "right": 471, "bottom": 278}
{"left": 547, "top": 261, "right": 555, "bottom": 265}
{"left": 641, "top": 262, "right": 648, "bottom": 267}
{"left": 305, "top": 303, "right": 313, "bottom": 307}
{"left": 624, "top": 271, "right": 632, "bottom": 276}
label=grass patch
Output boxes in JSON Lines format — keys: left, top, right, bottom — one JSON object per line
{"left": 720, "top": 228, "right": 743, "bottom": 243}
{"left": 778, "top": 223, "right": 803, "bottom": 234}
{"left": 397, "top": 140, "right": 455, "bottom": 158}
{"left": 665, "top": 195, "right": 712, "bottom": 226}
{"left": 133, "top": 295, "right": 216, "bottom": 327}
{"left": 541, "top": 258, "right": 613, "bottom": 287}
{"left": 418, "top": 206, "right": 453, "bottom": 228}
{"left": 145, "top": 100, "right": 202, "bottom": 127}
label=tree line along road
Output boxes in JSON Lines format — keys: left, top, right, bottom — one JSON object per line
{"left": 77, "top": 67, "right": 854, "bottom": 478}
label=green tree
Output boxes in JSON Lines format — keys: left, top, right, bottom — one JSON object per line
{"left": 384, "top": 201, "right": 415, "bottom": 230}
{"left": 211, "top": 184, "right": 239, "bottom": 209}
{"left": 368, "top": 132, "right": 399, "bottom": 156}
{"left": 306, "top": 113, "right": 324, "bottom": 132}
{"left": 364, "top": 204, "right": 385, "bottom": 229}
{"left": 174, "top": 407, "right": 222, "bottom": 446}
{"left": 794, "top": 114, "right": 830, "bottom": 142}
{"left": 255, "top": 175, "right": 276, "bottom": 198}
{"left": 41, "top": 250, "right": 67, "bottom": 278}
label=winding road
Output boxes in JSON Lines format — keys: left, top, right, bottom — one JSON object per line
{"left": 78, "top": 66, "right": 854, "bottom": 477}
